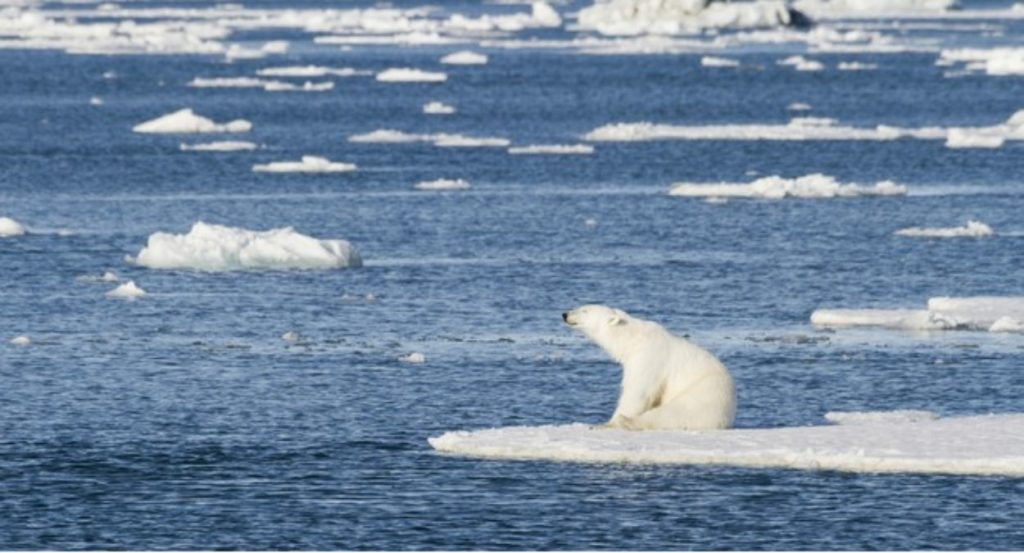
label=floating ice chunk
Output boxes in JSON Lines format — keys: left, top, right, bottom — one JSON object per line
{"left": 825, "top": 410, "right": 939, "bottom": 425}
{"left": 0, "top": 216, "right": 26, "bottom": 237}
{"left": 133, "top": 109, "right": 251, "bottom": 134}
{"left": 812, "top": 296, "right": 1024, "bottom": 332}
{"left": 257, "top": 65, "right": 364, "bottom": 77}
{"left": 415, "top": 178, "right": 471, "bottom": 190}
{"left": 130, "top": 221, "right": 362, "bottom": 271}
{"left": 263, "top": 80, "right": 334, "bottom": 92}
{"left": 895, "top": 220, "right": 993, "bottom": 238}
{"left": 180, "top": 141, "right": 258, "bottom": 152}
{"left": 778, "top": 55, "right": 824, "bottom": 71}
{"left": 583, "top": 117, "right": 959, "bottom": 142}
{"left": 794, "top": 0, "right": 956, "bottom": 13}
{"left": 701, "top": 56, "right": 739, "bottom": 67}
{"left": 429, "top": 414, "right": 1024, "bottom": 476}
{"left": 577, "top": 0, "right": 797, "bottom": 35}
{"left": 399, "top": 352, "right": 427, "bottom": 363}
{"left": 76, "top": 271, "right": 120, "bottom": 283}
{"left": 106, "top": 280, "right": 146, "bottom": 299}
{"left": 669, "top": 174, "right": 906, "bottom": 199}
{"left": 440, "top": 50, "right": 488, "bottom": 65}
{"left": 508, "top": 144, "right": 594, "bottom": 155}
{"left": 423, "top": 101, "right": 456, "bottom": 114}
{"left": 530, "top": 1, "right": 562, "bottom": 26}
{"left": 938, "top": 48, "right": 1024, "bottom": 76}
{"left": 945, "top": 129, "right": 1005, "bottom": 149}
{"left": 10, "top": 335, "right": 31, "bottom": 346}
{"left": 349, "top": 129, "right": 432, "bottom": 143}
{"left": 376, "top": 68, "right": 447, "bottom": 82}
{"left": 990, "top": 316, "right": 1024, "bottom": 333}
{"left": 224, "top": 41, "right": 288, "bottom": 60}
{"left": 837, "top": 61, "right": 877, "bottom": 70}
{"left": 89, "top": 96, "right": 104, "bottom": 106}
{"left": 434, "top": 135, "right": 510, "bottom": 148}
{"left": 187, "top": 77, "right": 273, "bottom": 88}
{"left": 253, "top": 156, "right": 357, "bottom": 173}
{"left": 787, "top": 102, "right": 812, "bottom": 111}
{"left": 281, "top": 331, "right": 301, "bottom": 343}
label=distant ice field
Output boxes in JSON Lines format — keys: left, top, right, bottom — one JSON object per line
{"left": 3, "top": 0, "right": 1024, "bottom": 550}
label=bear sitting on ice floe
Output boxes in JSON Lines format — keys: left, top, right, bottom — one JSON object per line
{"left": 563, "top": 305, "right": 736, "bottom": 431}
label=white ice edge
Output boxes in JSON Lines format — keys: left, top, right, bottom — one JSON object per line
{"left": 0, "top": 216, "right": 27, "bottom": 237}
{"left": 415, "top": 178, "right": 471, "bottom": 190}
{"left": 811, "top": 296, "right": 1024, "bottom": 332}
{"left": 669, "top": 173, "right": 906, "bottom": 199}
{"left": 133, "top": 108, "right": 251, "bottom": 134}
{"left": 429, "top": 413, "right": 1024, "bottom": 476}
{"left": 252, "top": 156, "right": 357, "bottom": 173}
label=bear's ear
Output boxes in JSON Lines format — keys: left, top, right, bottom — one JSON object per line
{"left": 608, "top": 314, "right": 625, "bottom": 326}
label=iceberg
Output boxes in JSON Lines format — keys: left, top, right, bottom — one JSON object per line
{"left": 180, "top": 141, "right": 258, "bottom": 152}
{"left": 429, "top": 413, "right": 1024, "bottom": 476}
{"left": 106, "top": 280, "right": 146, "bottom": 299}
{"left": 252, "top": 156, "right": 357, "bottom": 173}
{"left": 133, "top": 108, "right": 251, "bottom": 134}
{"left": 669, "top": 174, "right": 906, "bottom": 199}
{"left": 130, "top": 221, "right": 362, "bottom": 271}
{"left": 0, "top": 216, "right": 26, "bottom": 237}
{"left": 440, "top": 50, "right": 488, "bottom": 65}
{"left": 423, "top": 101, "right": 456, "bottom": 115}
{"left": 577, "top": 0, "right": 802, "bottom": 35}
{"left": 507, "top": 144, "right": 595, "bottom": 155}
{"left": 895, "top": 220, "right": 993, "bottom": 238}
{"left": 375, "top": 68, "right": 447, "bottom": 82}
{"left": 415, "top": 178, "right": 471, "bottom": 190}
{"left": 811, "top": 296, "right": 1024, "bottom": 332}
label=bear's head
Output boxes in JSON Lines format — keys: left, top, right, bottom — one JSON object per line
{"left": 563, "top": 305, "right": 635, "bottom": 358}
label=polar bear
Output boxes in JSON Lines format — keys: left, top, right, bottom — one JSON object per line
{"left": 563, "top": 305, "right": 736, "bottom": 431}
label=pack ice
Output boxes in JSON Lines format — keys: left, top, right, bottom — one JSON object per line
{"left": 811, "top": 296, "right": 1024, "bottom": 332}
{"left": 252, "top": 156, "right": 357, "bottom": 173}
{"left": 129, "top": 222, "right": 362, "bottom": 271}
{"left": 133, "top": 108, "right": 251, "bottom": 134}
{"left": 669, "top": 174, "right": 905, "bottom": 199}
{"left": 430, "top": 412, "right": 1024, "bottom": 476}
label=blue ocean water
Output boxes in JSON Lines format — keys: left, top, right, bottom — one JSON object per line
{"left": 2, "top": 0, "right": 1024, "bottom": 549}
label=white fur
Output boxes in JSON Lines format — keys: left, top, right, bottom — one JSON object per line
{"left": 564, "top": 305, "right": 736, "bottom": 431}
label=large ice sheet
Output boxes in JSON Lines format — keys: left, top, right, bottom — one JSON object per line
{"left": 429, "top": 413, "right": 1024, "bottom": 476}
{"left": 811, "top": 297, "right": 1024, "bottom": 332}
{"left": 669, "top": 174, "right": 905, "bottom": 199}
{"left": 133, "top": 108, "right": 251, "bottom": 134}
{"left": 130, "top": 221, "right": 362, "bottom": 271}
{"left": 577, "top": 0, "right": 796, "bottom": 35}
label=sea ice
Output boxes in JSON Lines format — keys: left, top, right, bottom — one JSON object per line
{"left": 787, "top": 102, "right": 812, "bottom": 111}
{"left": 187, "top": 77, "right": 273, "bottom": 88}
{"left": 945, "top": 129, "right": 1005, "bottom": 149}
{"left": 794, "top": 0, "right": 957, "bottom": 14}
{"left": 130, "top": 221, "right": 362, "bottom": 271}
{"left": 433, "top": 135, "right": 510, "bottom": 148}
{"left": 376, "top": 68, "right": 448, "bottom": 82}
{"left": 263, "top": 80, "right": 334, "bottom": 92}
{"left": 400, "top": 352, "right": 427, "bottom": 363}
{"left": 76, "top": 271, "right": 120, "bottom": 283}
{"left": 825, "top": 410, "right": 939, "bottom": 425}
{"left": 507, "top": 144, "right": 594, "bottom": 155}
{"left": 106, "top": 280, "right": 146, "bottom": 299}
{"left": 0, "top": 216, "right": 26, "bottom": 237}
{"left": 811, "top": 296, "right": 1024, "bottom": 332}
{"left": 415, "top": 178, "right": 471, "bottom": 190}
{"left": 895, "top": 220, "right": 993, "bottom": 237}
{"left": 429, "top": 413, "right": 1024, "bottom": 476}
{"left": 701, "top": 56, "right": 740, "bottom": 67}
{"left": 423, "top": 101, "right": 456, "bottom": 114}
{"left": 9, "top": 335, "right": 31, "bottom": 346}
{"left": 89, "top": 96, "right": 104, "bottom": 106}
{"left": 257, "top": 65, "right": 364, "bottom": 77}
{"left": 778, "top": 55, "right": 824, "bottom": 71}
{"left": 180, "top": 141, "right": 258, "bottom": 152}
{"left": 440, "top": 50, "right": 488, "bottom": 65}
{"left": 281, "top": 331, "right": 301, "bottom": 343}
{"left": 937, "top": 48, "right": 1024, "bottom": 76}
{"left": 837, "top": 61, "right": 877, "bottom": 70}
{"left": 252, "top": 156, "right": 357, "bottom": 173}
{"left": 577, "top": 0, "right": 797, "bottom": 35}
{"left": 669, "top": 174, "right": 906, "bottom": 199}
{"left": 349, "top": 130, "right": 508, "bottom": 147}
{"left": 133, "top": 108, "right": 251, "bottom": 134}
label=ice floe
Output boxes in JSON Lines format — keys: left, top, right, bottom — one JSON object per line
{"left": 794, "top": 0, "right": 958, "bottom": 15}
{"left": 0, "top": 216, "right": 26, "bottom": 237}
{"left": 811, "top": 296, "right": 1024, "bottom": 332}
{"left": 576, "top": 0, "right": 799, "bottom": 35}
{"left": 939, "top": 48, "right": 1024, "bottom": 76}
{"left": 281, "top": 331, "right": 301, "bottom": 343}
{"left": 106, "top": 280, "right": 146, "bottom": 299}
{"left": 701, "top": 55, "right": 740, "bottom": 67}
{"left": 837, "top": 61, "right": 877, "bottom": 70}
{"left": 376, "top": 68, "right": 447, "bottom": 83}
{"left": 440, "top": 50, "right": 488, "bottom": 65}
{"left": 825, "top": 410, "right": 939, "bottom": 425}
{"left": 787, "top": 102, "right": 812, "bottom": 111}
{"left": 133, "top": 108, "right": 251, "bottom": 134}
{"left": 252, "top": 156, "right": 357, "bottom": 173}
{"left": 669, "top": 174, "right": 906, "bottom": 199}
{"left": 187, "top": 76, "right": 273, "bottom": 88}
{"left": 180, "top": 141, "right": 258, "bottom": 152}
{"left": 429, "top": 413, "right": 1024, "bottom": 476}
{"left": 399, "top": 352, "right": 427, "bottom": 363}
{"left": 263, "top": 80, "right": 334, "bottom": 92}
{"left": 507, "top": 144, "right": 594, "bottom": 155}
{"left": 423, "top": 101, "right": 456, "bottom": 114}
{"left": 895, "top": 220, "right": 993, "bottom": 237}
{"left": 945, "top": 128, "right": 1005, "bottom": 149}
{"left": 130, "top": 221, "right": 362, "bottom": 271}
{"left": 778, "top": 55, "right": 824, "bottom": 71}
{"left": 349, "top": 130, "right": 509, "bottom": 148}
{"left": 89, "top": 96, "right": 104, "bottom": 106}
{"left": 434, "top": 135, "right": 510, "bottom": 148}
{"left": 9, "top": 335, "right": 31, "bottom": 346}
{"left": 415, "top": 178, "right": 471, "bottom": 190}
{"left": 257, "top": 65, "right": 365, "bottom": 77}
{"left": 76, "top": 271, "right": 120, "bottom": 283}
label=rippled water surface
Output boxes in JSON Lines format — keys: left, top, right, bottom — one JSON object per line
{"left": 3, "top": 0, "right": 1024, "bottom": 549}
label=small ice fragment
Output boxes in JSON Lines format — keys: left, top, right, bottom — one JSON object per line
{"left": 701, "top": 56, "right": 740, "bottom": 67}
{"left": 376, "top": 68, "right": 447, "bottom": 82}
{"left": 106, "top": 280, "right": 146, "bottom": 299}
{"left": 423, "top": 101, "right": 456, "bottom": 114}
{"left": 133, "top": 109, "right": 251, "bottom": 134}
{"left": 440, "top": 50, "right": 488, "bottom": 65}
{"left": 89, "top": 96, "right": 104, "bottom": 106}
{"left": 10, "top": 335, "right": 31, "bottom": 346}
{"left": 281, "top": 331, "right": 301, "bottom": 343}
{"left": 0, "top": 217, "right": 26, "bottom": 237}
{"left": 400, "top": 352, "right": 426, "bottom": 363}
{"left": 895, "top": 220, "right": 993, "bottom": 238}
{"left": 415, "top": 178, "right": 471, "bottom": 190}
